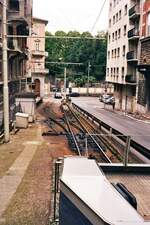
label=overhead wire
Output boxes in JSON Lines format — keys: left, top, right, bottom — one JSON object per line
{"left": 90, "top": 0, "right": 107, "bottom": 34}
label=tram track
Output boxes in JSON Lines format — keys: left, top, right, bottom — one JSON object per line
{"left": 41, "top": 102, "right": 145, "bottom": 164}
{"left": 62, "top": 103, "right": 112, "bottom": 163}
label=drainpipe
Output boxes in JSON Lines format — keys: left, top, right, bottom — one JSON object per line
{"left": 2, "top": 0, "right": 10, "bottom": 142}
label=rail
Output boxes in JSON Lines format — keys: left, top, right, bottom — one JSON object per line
{"left": 67, "top": 104, "right": 112, "bottom": 163}
{"left": 62, "top": 105, "right": 81, "bottom": 156}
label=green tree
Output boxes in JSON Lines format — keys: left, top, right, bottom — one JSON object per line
{"left": 45, "top": 30, "right": 107, "bottom": 84}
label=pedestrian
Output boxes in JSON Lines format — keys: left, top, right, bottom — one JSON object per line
{"left": 112, "top": 99, "right": 115, "bottom": 110}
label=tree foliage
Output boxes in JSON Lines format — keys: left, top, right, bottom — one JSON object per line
{"left": 45, "top": 30, "right": 107, "bottom": 85}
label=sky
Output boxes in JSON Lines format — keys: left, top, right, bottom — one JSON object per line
{"left": 33, "top": 0, "right": 109, "bottom": 35}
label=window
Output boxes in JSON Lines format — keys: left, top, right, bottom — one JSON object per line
{"left": 115, "top": 31, "right": 117, "bottom": 40}
{"left": 110, "top": 3, "right": 112, "bottom": 11}
{"left": 108, "top": 51, "right": 110, "bottom": 59}
{"left": 109, "top": 19, "right": 111, "bottom": 27}
{"left": 116, "top": 13, "right": 118, "bottom": 22}
{"left": 124, "top": 25, "right": 127, "bottom": 36}
{"left": 107, "top": 68, "right": 109, "bottom": 76}
{"left": 118, "top": 28, "right": 121, "bottom": 38}
{"left": 117, "top": 67, "right": 119, "bottom": 76}
{"left": 124, "top": 4, "right": 127, "bottom": 15}
{"left": 114, "top": 68, "right": 116, "bottom": 76}
{"left": 112, "top": 33, "right": 114, "bottom": 41}
{"left": 9, "top": 0, "right": 19, "bottom": 11}
{"left": 113, "top": 15, "right": 115, "bottom": 24}
{"left": 35, "top": 40, "right": 40, "bottom": 51}
{"left": 123, "top": 45, "right": 126, "bottom": 56}
{"left": 111, "top": 68, "right": 113, "bottom": 76}
{"left": 114, "top": 49, "right": 117, "bottom": 58}
{"left": 112, "top": 50, "right": 114, "bottom": 58}
{"left": 108, "top": 35, "right": 111, "bottom": 43}
{"left": 117, "top": 48, "right": 120, "bottom": 57}
{"left": 119, "top": 10, "right": 121, "bottom": 20}
{"left": 147, "top": 12, "right": 150, "bottom": 36}
{"left": 122, "top": 67, "right": 125, "bottom": 77}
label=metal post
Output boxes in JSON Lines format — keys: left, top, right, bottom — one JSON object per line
{"left": 109, "top": 127, "right": 112, "bottom": 141}
{"left": 125, "top": 84, "right": 128, "bottom": 115}
{"left": 53, "top": 159, "right": 62, "bottom": 222}
{"left": 124, "top": 136, "right": 131, "bottom": 167}
{"left": 64, "top": 67, "right": 67, "bottom": 99}
{"left": 53, "top": 161, "right": 57, "bottom": 221}
{"left": 87, "top": 61, "right": 90, "bottom": 96}
{"left": 2, "top": 0, "right": 10, "bottom": 142}
{"left": 85, "top": 134, "right": 88, "bottom": 157}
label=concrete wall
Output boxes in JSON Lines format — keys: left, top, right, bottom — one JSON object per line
{"left": 114, "top": 84, "right": 136, "bottom": 113}
{"left": 67, "top": 86, "right": 114, "bottom": 95}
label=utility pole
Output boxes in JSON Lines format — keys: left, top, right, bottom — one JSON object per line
{"left": 2, "top": 0, "right": 10, "bottom": 142}
{"left": 64, "top": 67, "right": 67, "bottom": 98}
{"left": 87, "top": 61, "right": 91, "bottom": 96}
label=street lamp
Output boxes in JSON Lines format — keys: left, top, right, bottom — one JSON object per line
{"left": 2, "top": 0, "right": 10, "bottom": 142}
{"left": 64, "top": 67, "right": 67, "bottom": 98}
{"left": 87, "top": 61, "right": 91, "bottom": 96}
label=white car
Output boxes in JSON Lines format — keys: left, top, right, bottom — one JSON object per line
{"left": 104, "top": 96, "right": 115, "bottom": 105}
{"left": 99, "top": 94, "right": 111, "bottom": 102}
{"left": 54, "top": 92, "right": 62, "bottom": 99}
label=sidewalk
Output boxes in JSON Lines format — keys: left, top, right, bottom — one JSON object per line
{"left": 104, "top": 106, "right": 150, "bottom": 124}
{"left": 0, "top": 123, "right": 43, "bottom": 220}
{"left": 0, "top": 102, "right": 73, "bottom": 225}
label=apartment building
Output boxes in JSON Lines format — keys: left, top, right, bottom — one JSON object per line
{"left": 27, "top": 18, "right": 49, "bottom": 98}
{"left": 106, "top": 0, "right": 141, "bottom": 113}
{"left": 137, "top": 0, "right": 150, "bottom": 112}
{"left": 0, "top": 0, "right": 33, "bottom": 105}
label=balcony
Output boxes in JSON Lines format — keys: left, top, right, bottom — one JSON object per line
{"left": 129, "top": 5, "right": 140, "bottom": 21}
{"left": 32, "top": 51, "right": 48, "bottom": 57}
{"left": 128, "top": 28, "right": 140, "bottom": 41}
{"left": 125, "top": 75, "right": 137, "bottom": 85}
{"left": 126, "top": 51, "right": 138, "bottom": 63}
{"left": 32, "top": 68, "right": 49, "bottom": 74}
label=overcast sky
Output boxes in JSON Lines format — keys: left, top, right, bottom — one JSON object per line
{"left": 33, "top": 0, "right": 109, "bottom": 35}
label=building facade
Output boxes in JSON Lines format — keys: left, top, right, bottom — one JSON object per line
{"left": 106, "top": 0, "right": 141, "bottom": 113}
{"left": 137, "top": 0, "right": 150, "bottom": 112}
{"left": 0, "top": 0, "right": 33, "bottom": 105}
{"left": 27, "top": 18, "right": 49, "bottom": 98}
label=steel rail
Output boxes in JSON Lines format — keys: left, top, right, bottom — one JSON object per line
{"left": 78, "top": 112, "right": 123, "bottom": 162}
{"left": 66, "top": 104, "right": 112, "bottom": 163}
{"left": 62, "top": 105, "right": 81, "bottom": 156}
{"left": 43, "top": 107, "right": 68, "bottom": 133}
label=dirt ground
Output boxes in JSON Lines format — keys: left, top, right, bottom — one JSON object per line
{"left": 0, "top": 101, "right": 73, "bottom": 225}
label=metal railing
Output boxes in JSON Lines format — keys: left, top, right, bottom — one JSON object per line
{"left": 129, "top": 4, "right": 140, "bottom": 17}
{"left": 128, "top": 28, "right": 139, "bottom": 38}
{"left": 126, "top": 51, "right": 137, "bottom": 60}
{"left": 125, "top": 75, "right": 137, "bottom": 84}
{"left": 32, "top": 67, "right": 49, "bottom": 74}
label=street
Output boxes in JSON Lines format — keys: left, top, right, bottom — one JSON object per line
{"left": 72, "top": 97, "right": 150, "bottom": 149}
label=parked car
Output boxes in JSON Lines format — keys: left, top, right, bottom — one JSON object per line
{"left": 54, "top": 92, "right": 62, "bottom": 99}
{"left": 104, "top": 96, "right": 115, "bottom": 105}
{"left": 70, "top": 92, "right": 80, "bottom": 97}
{"left": 99, "top": 94, "right": 111, "bottom": 103}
